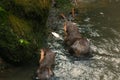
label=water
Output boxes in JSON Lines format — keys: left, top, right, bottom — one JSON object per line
{"left": 47, "top": 0, "right": 120, "bottom": 80}
{"left": 0, "top": 65, "right": 37, "bottom": 80}
{"left": 0, "top": 0, "right": 120, "bottom": 80}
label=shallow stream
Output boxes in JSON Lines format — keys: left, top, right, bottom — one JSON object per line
{"left": 0, "top": 0, "right": 120, "bottom": 80}
{"left": 48, "top": 0, "right": 120, "bottom": 80}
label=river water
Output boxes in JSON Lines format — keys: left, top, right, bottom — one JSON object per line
{"left": 0, "top": 0, "right": 120, "bottom": 80}
{"left": 47, "top": 0, "right": 120, "bottom": 80}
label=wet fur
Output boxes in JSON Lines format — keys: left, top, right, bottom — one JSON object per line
{"left": 40, "top": 48, "right": 55, "bottom": 68}
{"left": 37, "top": 48, "right": 55, "bottom": 80}
{"left": 64, "top": 21, "right": 90, "bottom": 57}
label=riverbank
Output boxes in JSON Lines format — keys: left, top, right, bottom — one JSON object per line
{"left": 1, "top": 0, "right": 120, "bottom": 80}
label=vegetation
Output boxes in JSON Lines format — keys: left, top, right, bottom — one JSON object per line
{"left": 55, "top": 0, "right": 73, "bottom": 14}
{"left": 0, "top": 0, "right": 51, "bottom": 65}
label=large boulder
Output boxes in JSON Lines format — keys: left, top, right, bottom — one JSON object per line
{"left": 0, "top": 0, "right": 51, "bottom": 65}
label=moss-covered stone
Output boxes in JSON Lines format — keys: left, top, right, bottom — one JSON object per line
{"left": 0, "top": 0, "right": 51, "bottom": 65}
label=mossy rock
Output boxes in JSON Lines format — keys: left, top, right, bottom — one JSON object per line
{"left": 0, "top": 13, "right": 36, "bottom": 65}
{"left": 0, "top": 0, "right": 51, "bottom": 65}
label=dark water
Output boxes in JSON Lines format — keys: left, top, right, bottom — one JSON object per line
{"left": 0, "top": 0, "right": 120, "bottom": 80}
{"left": 0, "top": 65, "right": 37, "bottom": 80}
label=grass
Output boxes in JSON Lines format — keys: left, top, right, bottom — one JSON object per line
{"left": 9, "top": 14, "right": 32, "bottom": 39}
{"left": 14, "top": 0, "right": 51, "bottom": 17}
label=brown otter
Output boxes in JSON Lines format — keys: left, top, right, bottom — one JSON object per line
{"left": 36, "top": 48, "right": 55, "bottom": 80}
{"left": 64, "top": 21, "right": 90, "bottom": 57}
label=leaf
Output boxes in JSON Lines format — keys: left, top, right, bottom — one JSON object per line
{"left": 0, "top": 7, "right": 5, "bottom": 12}
{"left": 19, "top": 39, "right": 29, "bottom": 45}
{"left": 51, "top": 32, "right": 63, "bottom": 40}
{"left": 51, "top": 32, "right": 60, "bottom": 38}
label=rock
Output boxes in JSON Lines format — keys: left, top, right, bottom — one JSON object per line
{"left": 0, "top": 0, "right": 51, "bottom": 65}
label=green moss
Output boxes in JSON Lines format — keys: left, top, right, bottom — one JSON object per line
{"left": 9, "top": 14, "right": 32, "bottom": 38}
{"left": 0, "top": 16, "right": 37, "bottom": 64}
{"left": 0, "top": 0, "right": 51, "bottom": 65}
{"left": 0, "top": 7, "right": 5, "bottom": 12}
{"left": 14, "top": 0, "right": 51, "bottom": 18}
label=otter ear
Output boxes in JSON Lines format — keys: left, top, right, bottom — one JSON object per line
{"left": 40, "top": 49, "right": 44, "bottom": 52}
{"left": 60, "top": 13, "right": 66, "bottom": 19}
{"left": 72, "top": 8, "right": 75, "bottom": 18}
{"left": 64, "top": 22, "right": 67, "bottom": 32}
{"left": 40, "top": 49, "right": 44, "bottom": 63}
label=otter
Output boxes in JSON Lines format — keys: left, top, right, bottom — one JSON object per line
{"left": 36, "top": 48, "right": 55, "bottom": 80}
{"left": 64, "top": 21, "right": 90, "bottom": 57}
